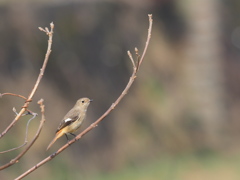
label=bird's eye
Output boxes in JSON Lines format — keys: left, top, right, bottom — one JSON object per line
{"left": 81, "top": 100, "right": 85, "bottom": 103}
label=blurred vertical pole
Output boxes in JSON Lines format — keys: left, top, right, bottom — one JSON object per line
{"left": 178, "top": 0, "right": 225, "bottom": 148}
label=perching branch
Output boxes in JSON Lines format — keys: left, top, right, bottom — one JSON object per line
{"left": 16, "top": 14, "right": 153, "bottom": 180}
{"left": 0, "top": 99, "right": 46, "bottom": 170}
{"left": 0, "top": 22, "right": 54, "bottom": 139}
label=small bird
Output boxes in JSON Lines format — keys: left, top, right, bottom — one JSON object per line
{"left": 46, "top": 97, "right": 92, "bottom": 150}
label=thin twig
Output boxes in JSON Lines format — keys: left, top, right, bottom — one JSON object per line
{"left": 137, "top": 14, "right": 152, "bottom": 70}
{"left": 16, "top": 14, "right": 153, "bottom": 180}
{"left": 13, "top": 107, "right": 35, "bottom": 117}
{"left": 127, "top": 51, "right": 136, "bottom": 70}
{"left": 0, "top": 93, "right": 27, "bottom": 100}
{"left": 0, "top": 113, "right": 38, "bottom": 154}
{"left": 0, "top": 22, "right": 54, "bottom": 139}
{"left": 1, "top": 94, "right": 36, "bottom": 117}
{"left": 0, "top": 99, "right": 45, "bottom": 170}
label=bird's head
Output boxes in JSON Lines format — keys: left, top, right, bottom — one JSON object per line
{"left": 76, "top": 97, "right": 93, "bottom": 109}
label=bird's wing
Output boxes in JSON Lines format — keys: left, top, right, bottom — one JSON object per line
{"left": 56, "top": 109, "right": 80, "bottom": 133}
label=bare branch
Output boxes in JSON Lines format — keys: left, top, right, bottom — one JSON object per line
{"left": 0, "top": 113, "right": 38, "bottom": 154}
{"left": 16, "top": 14, "right": 153, "bottom": 179}
{"left": 136, "top": 14, "right": 152, "bottom": 70}
{"left": 0, "top": 22, "right": 54, "bottom": 139}
{"left": 0, "top": 99, "right": 45, "bottom": 170}
{"left": 127, "top": 50, "right": 136, "bottom": 70}
{"left": 1, "top": 93, "right": 36, "bottom": 117}
{"left": 0, "top": 93, "right": 27, "bottom": 100}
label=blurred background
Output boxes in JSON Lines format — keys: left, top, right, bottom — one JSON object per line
{"left": 1, "top": 0, "right": 240, "bottom": 179}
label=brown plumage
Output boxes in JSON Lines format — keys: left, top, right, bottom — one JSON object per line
{"left": 46, "top": 97, "right": 92, "bottom": 150}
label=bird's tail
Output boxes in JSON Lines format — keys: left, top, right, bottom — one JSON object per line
{"left": 46, "top": 130, "right": 65, "bottom": 151}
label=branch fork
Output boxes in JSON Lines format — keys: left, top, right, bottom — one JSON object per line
{"left": 15, "top": 14, "right": 153, "bottom": 180}
{"left": 0, "top": 22, "right": 54, "bottom": 170}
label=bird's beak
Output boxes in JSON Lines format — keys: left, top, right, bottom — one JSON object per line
{"left": 90, "top": 99, "right": 93, "bottom": 102}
